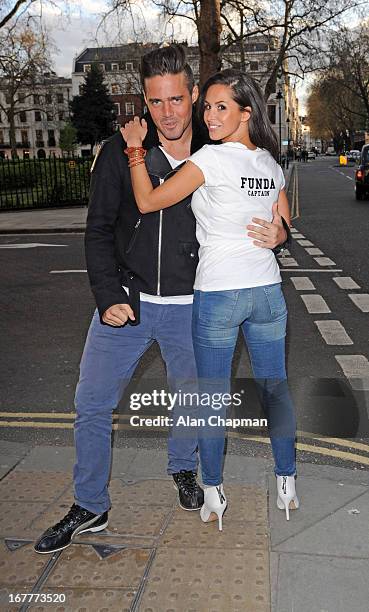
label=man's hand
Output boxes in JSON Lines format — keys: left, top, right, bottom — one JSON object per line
{"left": 247, "top": 202, "right": 287, "bottom": 249}
{"left": 102, "top": 304, "right": 135, "bottom": 327}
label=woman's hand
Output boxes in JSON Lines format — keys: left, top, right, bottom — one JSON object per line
{"left": 120, "top": 117, "right": 147, "bottom": 147}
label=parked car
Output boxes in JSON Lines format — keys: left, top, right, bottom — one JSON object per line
{"left": 348, "top": 150, "right": 361, "bottom": 163}
{"left": 355, "top": 145, "right": 369, "bottom": 200}
{"left": 307, "top": 151, "right": 316, "bottom": 160}
{"left": 325, "top": 147, "right": 336, "bottom": 156}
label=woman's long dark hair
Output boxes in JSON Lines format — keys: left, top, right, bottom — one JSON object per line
{"left": 197, "top": 69, "right": 279, "bottom": 162}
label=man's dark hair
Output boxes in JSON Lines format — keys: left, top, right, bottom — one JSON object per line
{"left": 140, "top": 44, "right": 195, "bottom": 92}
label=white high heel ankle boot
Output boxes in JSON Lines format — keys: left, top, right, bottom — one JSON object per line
{"left": 200, "top": 484, "right": 227, "bottom": 531}
{"left": 276, "top": 475, "right": 299, "bottom": 521}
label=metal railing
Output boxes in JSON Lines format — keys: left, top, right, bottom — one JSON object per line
{"left": 0, "top": 156, "right": 92, "bottom": 210}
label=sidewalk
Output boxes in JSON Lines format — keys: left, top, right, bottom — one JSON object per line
{"left": 1, "top": 441, "right": 369, "bottom": 611}
{"left": 0, "top": 165, "right": 295, "bottom": 235}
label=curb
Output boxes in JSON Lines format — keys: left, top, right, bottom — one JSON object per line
{"left": 0, "top": 227, "right": 85, "bottom": 235}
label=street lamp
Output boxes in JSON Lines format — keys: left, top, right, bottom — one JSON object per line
{"left": 286, "top": 117, "right": 290, "bottom": 169}
{"left": 276, "top": 89, "right": 283, "bottom": 165}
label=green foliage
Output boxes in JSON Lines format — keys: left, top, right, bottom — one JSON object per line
{"left": 59, "top": 122, "right": 78, "bottom": 154}
{"left": 69, "top": 64, "right": 117, "bottom": 149}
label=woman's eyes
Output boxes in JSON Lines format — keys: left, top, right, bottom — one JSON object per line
{"left": 204, "top": 104, "right": 226, "bottom": 111}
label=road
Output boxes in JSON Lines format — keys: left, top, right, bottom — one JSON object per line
{"left": 1, "top": 155, "right": 369, "bottom": 468}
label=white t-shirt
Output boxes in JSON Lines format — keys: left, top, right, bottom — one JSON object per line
{"left": 188, "top": 142, "right": 284, "bottom": 291}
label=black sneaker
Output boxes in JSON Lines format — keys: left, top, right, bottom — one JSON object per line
{"left": 172, "top": 470, "right": 204, "bottom": 511}
{"left": 34, "top": 504, "right": 108, "bottom": 554}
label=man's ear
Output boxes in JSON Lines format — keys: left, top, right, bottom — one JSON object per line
{"left": 241, "top": 106, "right": 252, "bottom": 123}
{"left": 191, "top": 84, "right": 199, "bottom": 104}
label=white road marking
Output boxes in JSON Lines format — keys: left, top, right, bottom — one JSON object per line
{"left": 314, "top": 257, "right": 336, "bottom": 266}
{"left": 348, "top": 294, "right": 369, "bottom": 312}
{"left": 290, "top": 277, "right": 316, "bottom": 290}
{"left": 335, "top": 355, "right": 369, "bottom": 390}
{"left": 314, "top": 320, "right": 353, "bottom": 345}
{"left": 279, "top": 257, "right": 298, "bottom": 266}
{"left": 297, "top": 240, "right": 314, "bottom": 247}
{"left": 306, "top": 248, "right": 323, "bottom": 256}
{"left": 50, "top": 270, "right": 87, "bottom": 274}
{"left": 301, "top": 294, "right": 331, "bottom": 313}
{"left": 345, "top": 176, "right": 354, "bottom": 181}
{"left": 333, "top": 277, "right": 360, "bottom": 290}
{"left": 0, "top": 243, "right": 67, "bottom": 249}
{"left": 291, "top": 233, "right": 305, "bottom": 239}
{"left": 290, "top": 228, "right": 298, "bottom": 233}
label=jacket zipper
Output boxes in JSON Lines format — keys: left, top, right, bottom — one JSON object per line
{"left": 157, "top": 178, "right": 164, "bottom": 294}
{"left": 125, "top": 218, "right": 141, "bottom": 254}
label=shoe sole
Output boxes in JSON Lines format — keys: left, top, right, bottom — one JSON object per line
{"left": 34, "top": 519, "right": 109, "bottom": 554}
{"left": 172, "top": 483, "right": 202, "bottom": 511}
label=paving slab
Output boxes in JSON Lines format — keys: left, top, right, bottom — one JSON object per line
{"left": 274, "top": 554, "right": 369, "bottom": 612}
{"left": 140, "top": 548, "right": 270, "bottom": 612}
{"left": 269, "top": 474, "right": 368, "bottom": 550}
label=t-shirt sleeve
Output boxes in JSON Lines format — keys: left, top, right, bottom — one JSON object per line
{"left": 277, "top": 163, "right": 285, "bottom": 190}
{"left": 188, "top": 145, "right": 222, "bottom": 187}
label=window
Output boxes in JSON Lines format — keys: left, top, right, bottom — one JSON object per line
{"left": 267, "top": 105, "right": 276, "bottom": 124}
{"left": 45, "top": 94, "right": 52, "bottom": 104}
{"left": 79, "top": 84, "right": 83, "bottom": 95}
{"left": 83, "top": 64, "right": 91, "bottom": 72}
{"left": 99, "top": 63, "right": 105, "bottom": 71}
{"left": 114, "top": 103, "right": 120, "bottom": 116}
{"left": 58, "top": 111, "right": 64, "bottom": 121}
{"left": 46, "top": 111, "right": 53, "bottom": 121}
{"left": 250, "top": 61, "right": 259, "bottom": 71}
{"left": 18, "top": 94, "right": 26, "bottom": 104}
{"left": 21, "top": 130, "right": 28, "bottom": 144}
{"left": 0, "top": 130, "right": 4, "bottom": 145}
{"left": 125, "top": 61, "right": 133, "bottom": 71}
{"left": 57, "top": 93, "right": 63, "bottom": 104}
{"left": 36, "top": 130, "right": 43, "bottom": 139}
{"left": 35, "top": 111, "right": 42, "bottom": 122}
{"left": 125, "top": 102, "right": 134, "bottom": 115}
{"left": 111, "top": 83, "right": 119, "bottom": 94}
{"left": 34, "top": 94, "right": 40, "bottom": 105}
{"left": 48, "top": 129, "right": 56, "bottom": 146}
{"left": 19, "top": 111, "right": 27, "bottom": 123}
{"left": 111, "top": 63, "right": 119, "bottom": 71}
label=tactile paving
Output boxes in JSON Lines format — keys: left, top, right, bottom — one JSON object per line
{"left": 44, "top": 545, "right": 151, "bottom": 589}
{"left": 109, "top": 478, "right": 176, "bottom": 507}
{"left": 139, "top": 547, "right": 270, "bottom": 611}
{"left": 0, "top": 502, "right": 49, "bottom": 537}
{"left": 0, "top": 471, "right": 71, "bottom": 502}
{"left": 0, "top": 541, "right": 49, "bottom": 586}
{"left": 107, "top": 503, "right": 171, "bottom": 537}
{"left": 28, "top": 588, "right": 136, "bottom": 612}
{"left": 161, "top": 515, "right": 268, "bottom": 550}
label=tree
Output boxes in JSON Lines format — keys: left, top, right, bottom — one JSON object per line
{"left": 0, "top": 23, "right": 51, "bottom": 158}
{"left": 106, "top": 0, "right": 364, "bottom": 93}
{"left": 69, "top": 64, "right": 117, "bottom": 153}
{"left": 59, "top": 121, "right": 77, "bottom": 155}
{"left": 0, "top": 1, "right": 69, "bottom": 30}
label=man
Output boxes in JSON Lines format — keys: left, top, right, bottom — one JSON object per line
{"left": 34, "top": 44, "right": 288, "bottom": 554}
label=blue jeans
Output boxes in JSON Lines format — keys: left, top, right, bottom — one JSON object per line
{"left": 192, "top": 284, "right": 296, "bottom": 485}
{"left": 74, "top": 302, "right": 198, "bottom": 514}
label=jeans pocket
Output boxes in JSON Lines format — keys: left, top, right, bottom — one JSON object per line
{"left": 198, "top": 290, "right": 239, "bottom": 324}
{"left": 263, "top": 283, "right": 287, "bottom": 318}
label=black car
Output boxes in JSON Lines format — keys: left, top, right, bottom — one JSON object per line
{"left": 355, "top": 145, "right": 369, "bottom": 200}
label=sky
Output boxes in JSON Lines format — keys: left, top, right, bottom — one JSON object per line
{"left": 28, "top": 0, "right": 317, "bottom": 112}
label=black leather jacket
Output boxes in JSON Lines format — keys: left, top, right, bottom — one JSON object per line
{"left": 85, "top": 112, "right": 207, "bottom": 322}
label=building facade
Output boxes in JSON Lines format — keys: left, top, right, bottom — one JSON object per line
{"left": 0, "top": 75, "right": 72, "bottom": 159}
{"left": 73, "top": 39, "right": 300, "bottom": 156}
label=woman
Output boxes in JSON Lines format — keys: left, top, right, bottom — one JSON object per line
{"left": 121, "top": 69, "right": 299, "bottom": 529}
